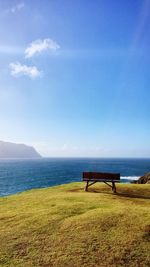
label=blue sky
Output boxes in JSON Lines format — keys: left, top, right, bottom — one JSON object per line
{"left": 0, "top": 0, "right": 150, "bottom": 157}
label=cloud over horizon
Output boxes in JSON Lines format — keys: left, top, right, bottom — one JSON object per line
{"left": 9, "top": 62, "right": 41, "bottom": 79}
{"left": 25, "top": 38, "right": 60, "bottom": 58}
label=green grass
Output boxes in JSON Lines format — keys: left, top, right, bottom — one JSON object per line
{"left": 0, "top": 182, "right": 150, "bottom": 267}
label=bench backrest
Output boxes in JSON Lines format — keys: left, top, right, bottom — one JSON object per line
{"left": 83, "top": 172, "right": 120, "bottom": 181}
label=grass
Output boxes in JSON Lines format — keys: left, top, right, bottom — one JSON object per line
{"left": 0, "top": 182, "right": 150, "bottom": 267}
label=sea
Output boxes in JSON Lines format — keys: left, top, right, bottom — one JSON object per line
{"left": 0, "top": 158, "right": 150, "bottom": 197}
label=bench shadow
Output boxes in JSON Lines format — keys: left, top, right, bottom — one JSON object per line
{"left": 116, "top": 192, "right": 150, "bottom": 200}
{"left": 87, "top": 188, "right": 150, "bottom": 200}
{"left": 67, "top": 187, "right": 150, "bottom": 200}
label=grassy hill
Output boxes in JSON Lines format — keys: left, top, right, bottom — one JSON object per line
{"left": 0, "top": 183, "right": 150, "bottom": 267}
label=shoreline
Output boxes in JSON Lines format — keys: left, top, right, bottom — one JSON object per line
{"left": 0, "top": 177, "right": 140, "bottom": 198}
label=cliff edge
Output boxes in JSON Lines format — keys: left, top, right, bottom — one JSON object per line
{"left": 137, "top": 172, "right": 150, "bottom": 184}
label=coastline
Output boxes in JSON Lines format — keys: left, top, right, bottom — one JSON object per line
{"left": 0, "top": 157, "right": 149, "bottom": 197}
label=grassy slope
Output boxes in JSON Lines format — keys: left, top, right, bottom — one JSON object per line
{"left": 0, "top": 183, "right": 150, "bottom": 267}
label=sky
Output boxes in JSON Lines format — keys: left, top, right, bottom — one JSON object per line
{"left": 0, "top": 0, "right": 150, "bottom": 157}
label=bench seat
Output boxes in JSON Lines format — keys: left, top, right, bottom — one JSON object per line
{"left": 83, "top": 179, "right": 120, "bottom": 182}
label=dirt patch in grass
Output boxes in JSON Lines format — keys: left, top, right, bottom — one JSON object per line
{"left": 143, "top": 225, "right": 150, "bottom": 241}
{"left": 66, "top": 187, "right": 83, "bottom": 192}
{"left": 13, "top": 242, "right": 28, "bottom": 257}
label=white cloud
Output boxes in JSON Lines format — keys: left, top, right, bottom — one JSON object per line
{"left": 9, "top": 62, "right": 41, "bottom": 79}
{"left": 25, "top": 38, "right": 60, "bottom": 58}
{"left": 6, "top": 2, "right": 25, "bottom": 14}
{"left": 61, "top": 143, "right": 69, "bottom": 151}
{"left": 11, "top": 2, "right": 24, "bottom": 13}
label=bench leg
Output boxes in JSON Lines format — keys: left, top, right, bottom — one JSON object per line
{"left": 84, "top": 181, "right": 89, "bottom": 192}
{"left": 112, "top": 182, "right": 116, "bottom": 193}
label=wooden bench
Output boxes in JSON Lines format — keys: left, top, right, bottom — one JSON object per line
{"left": 82, "top": 172, "right": 120, "bottom": 193}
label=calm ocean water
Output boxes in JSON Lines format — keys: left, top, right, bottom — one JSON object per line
{"left": 0, "top": 158, "right": 150, "bottom": 197}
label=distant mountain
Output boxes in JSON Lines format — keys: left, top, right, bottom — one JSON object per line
{"left": 0, "top": 141, "right": 42, "bottom": 159}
